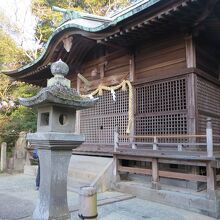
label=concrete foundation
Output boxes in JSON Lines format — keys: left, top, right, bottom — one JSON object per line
{"left": 126, "top": 174, "right": 205, "bottom": 191}
{"left": 114, "top": 181, "right": 220, "bottom": 218}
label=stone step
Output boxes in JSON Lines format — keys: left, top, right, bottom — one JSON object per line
{"left": 68, "top": 169, "right": 97, "bottom": 182}
{"left": 69, "top": 163, "right": 106, "bottom": 173}
{"left": 69, "top": 155, "right": 112, "bottom": 168}
{"left": 68, "top": 155, "right": 114, "bottom": 192}
{"left": 24, "top": 155, "right": 114, "bottom": 192}
{"left": 68, "top": 155, "right": 112, "bottom": 180}
{"left": 67, "top": 177, "right": 91, "bottom": 193}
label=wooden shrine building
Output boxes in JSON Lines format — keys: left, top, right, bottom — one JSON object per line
{"left": 6, "top": 0, "right": 220, "bottom": 217}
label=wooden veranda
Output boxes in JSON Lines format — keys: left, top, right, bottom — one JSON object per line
{"left": 113, "top": 118, "right": 220, "bottom": 194}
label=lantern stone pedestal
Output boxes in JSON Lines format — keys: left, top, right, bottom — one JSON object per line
{"left": 19, "top": 60, "right": 98, "bottom": 220}
{"left": 29, "top": 133, "right": 84, "bottom": 220}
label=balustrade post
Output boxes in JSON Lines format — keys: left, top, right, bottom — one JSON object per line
{"left": 114, "top": 126, "right": 119, "bottom": 152}
{"left": 113, "top": 127, "right": 119, "bottom": 178}
{"left": 206, "top": 117, "right": 213, "bottom": 157}
{"left": 177, "top": 144, "right": 183, "bottom": 152}
{"left": 153, "top": 136, "right": 158, "bottom": 150}
{"left": 207, "top": 162, "right": 216, "bottom": 199}
{"left": 151, "top": 158, "right": 161, "bottom": 190}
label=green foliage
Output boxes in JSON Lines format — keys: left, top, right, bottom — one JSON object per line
{"left": 0, "top": 29, "right": 27, "bottom": 71}
{"left": 0, "top": 0, "right": 132, "bottom": 150}
{"left": 32, "top": 0, "right": 66, "bottom": 43}
{"left": 0, "top": 75, "right": 39, "bottom": 149}
{"left": 0, "top": 7, "right": 39, "bottom": 150}
{"left": 12, "top": 82, "right": 39, "bottom": 98}
{"left": 1, "top": 106, "right": 37, "bottom": 148}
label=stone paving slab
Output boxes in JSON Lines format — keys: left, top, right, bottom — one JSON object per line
{"left": 0, "top": 174, "right": 217, "bottom": 220}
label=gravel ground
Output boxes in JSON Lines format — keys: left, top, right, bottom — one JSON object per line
{"left": 0, "top": 173, "right": 216, "bottom": 220}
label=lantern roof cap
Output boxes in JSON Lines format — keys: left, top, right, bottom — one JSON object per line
{"left": 19, "top": 82, "right": 98, "bottom": 109}
{"left": 19, "top": 61, "right": 98, "bottom": 109}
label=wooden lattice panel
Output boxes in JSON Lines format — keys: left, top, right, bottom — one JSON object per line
{"left": 135, "top": 114, "right": 187, "bottom": 136}
{"left": 136, "top": 78, "right": 186, "bottom": 114}
{"left": 198, "top": 114, "right": 220, "bottom": 135}
{"left": 81, "top": 90, "right": 129, "bottom": 117}
{"left": 197, "top": 77, "right": 220, "bottom": 116}
{"left": 80, "top": 90, "right": 129, "bottom": 144}
{"left": 135, "top": 77, "right": 188, "bottom": 142}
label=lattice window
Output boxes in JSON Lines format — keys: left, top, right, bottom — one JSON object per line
{"left": 198, "top": 115, "right": 220, "bottom": 134}
{"left": 81, "top": 90, "right": 129, "bottom": 117}
{"left": 197, "top": 77, "right": 220, "bottom": 143}
{"left": 134, "top": 77, "right": 188, "bottom": 142}
{"left": 80, "top": 90, "right": 129, "bottom": 144}
{"left": 81, "top": 77, "right": 188, "bottom": 145}
{"left": 136, "top": 78, "right": 186, "bottom": 114}
{"left": 197, "top": 77, "right": 220, "bottom": 115}
{"left": 135, "top": 114, "right": 187, "bottom": 136}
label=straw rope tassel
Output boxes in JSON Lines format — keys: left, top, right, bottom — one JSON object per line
{"left": 81, "top": 80, "right": 133, "bottom": 133}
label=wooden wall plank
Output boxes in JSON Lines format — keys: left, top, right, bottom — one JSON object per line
{"left": 159, "top": 170, "right": 207, "bottom": 182}
{"left": 135, "top": 37, "right": 186, "bottom": 82}
{"left": 196, "top": 40, "right": 219, "bottom": 78}
{"left": 118, "top": 165, "right": 152, "bottom": 175}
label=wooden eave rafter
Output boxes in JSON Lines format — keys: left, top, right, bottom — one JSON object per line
{"left": 98, "top": 0, "right": 210, "bottom": 46}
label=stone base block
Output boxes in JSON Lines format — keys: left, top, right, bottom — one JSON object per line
{"left": 24, "top": 165, "right": 38, "bottom": 176}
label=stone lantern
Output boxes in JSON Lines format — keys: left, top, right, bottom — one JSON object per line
{"left": 19, "top": 59, "right": 98, "bottom": 220}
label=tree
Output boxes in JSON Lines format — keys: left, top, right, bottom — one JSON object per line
{"left": 0, "top": 29, "right": 27, "bottom": 71}
{"left": 0, "top": 0, "right": 133, "bottom": 150}
{"left": 0, "top": 77, "right": 39, "bottom": 149}
{"left": 0, "top": 3, "right": 41, "bottom": 62}
{"left": 32, "top": 0, "right": 131, "bottom": 44}
{"left": 0, "top": 28, "right": 39, "bottom": 149}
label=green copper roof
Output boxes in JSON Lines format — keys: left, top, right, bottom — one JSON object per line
{"left": 9, "top": 0, "right": 162, "bottom": 74}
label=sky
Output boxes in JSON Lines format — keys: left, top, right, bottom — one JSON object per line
{"left": 0, "top": 0, "right": 37, "bottom": 50}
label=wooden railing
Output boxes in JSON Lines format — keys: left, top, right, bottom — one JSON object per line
{"left": 113, "top": 118, "right": 219, "bottom": 195}
{"left": 114, "top": 117, "right": 219, "bottom": 157}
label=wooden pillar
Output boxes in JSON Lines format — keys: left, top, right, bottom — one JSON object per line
{"left": 206, "top": 117, "right": 213, "bottom": 157}
{"left": 113, "top": 155, "right": 120, "bottom": 180}
{"left": 206, "top": 162, "right": 216, "bottom": 198}
{"left": 185, "top": 35, "right": 196, "bottom": 68}
{"left": 185, "top": 36, "right": 197, "bottom": 137}
{"left": 114, "top": 126, "right": 119, "bottom": 152}
{"left": 1, "top": 142, "right": 7, "bottom": 172}
{"left": 99, "top": 62, "right": 105, "bottom": 80}
{"left": 187, "top": 73, "right": 201, "bottom": 190}
{"left": 113, "top": 127, "right": 120, "bottom": 178}
{"left": 187, "top": 73, "right": 197, "bottom": 137}
{"left": 153, "top": 136, "right": 158, "bottom": 150}
{"left": 151, "top": 158, "right": 160, "bottom": 189}
{"left": 129, "top": 52, "right": 136, "bottom": 149}
{"left": 75, "top": 77, "right": 81, "bottom": 134}
{"left": 129, "top": 53, "right": 135, "bottom": 82}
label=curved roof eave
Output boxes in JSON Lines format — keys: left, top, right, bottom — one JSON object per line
{"left": 6, "top": 0, "right": 161, "bottom": 75}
